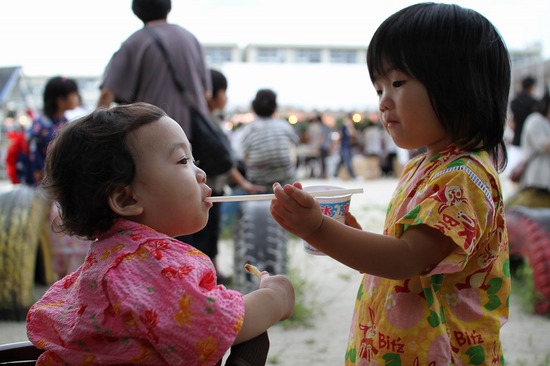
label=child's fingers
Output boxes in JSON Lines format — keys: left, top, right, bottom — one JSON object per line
{"left": 345, "top": 212, "right": 362, "bottom": 230}
{"left": 271, "top": 185, "right": 304, "bottom": 222}
{"left": 271, "top": 182, "right": 323, "bottom": 238}
{"left": 274, "top": 182, "right": 314, "bottom": 209}
{"left": 271, "top": 183, "right": 295, "bottom": 213}
{"left": 270, "top": 205, "right": 294, "bottom": 229}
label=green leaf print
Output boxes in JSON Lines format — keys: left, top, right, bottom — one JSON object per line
{"left": 503, "top": 258, "right": 510, "bottom": 277}
{"left": 431, "top": 274, "right": 443, "bottom": 292}
{"left": 466, "top": 345, "right": 485, "bottom": 365}
{"left": 427, "top": 310, "right": 440, "bottom": 327}
{"left": 89, "top": 280, "right": 98, "bottom": 290}
{"left": 357, "top": 283, "right": 364, "bottom": 301}
{"left": 382, "top": 353, "right": 402, "bottom": 365}
{"left": 403, "top": 205, "right": 421, "bottom": 220}
{"left": 345, "top": 347, "right": 357, "bottom": 363}
{"left": 430, "top": 153, "right": 441, "bottom": 162}
{"left": 486, "top": 277, "right": 503, "bottom": 295}
{"left": 439, "top": 305, "right": 447, "bottom": 324}
{"left": 448, "top": 159, "right": 465, "bottom": 168}
{"left": 485, "top": 294, "right": 502, "bottom": 311}
{"left": 423, "top": 288, "right": 434, "bottom": 307}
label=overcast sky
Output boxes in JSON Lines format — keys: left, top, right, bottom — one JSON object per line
{"left": 0, "top": 0, "right": 548, "bottom": 77}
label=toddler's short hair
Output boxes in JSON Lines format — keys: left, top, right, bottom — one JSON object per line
{"left": 42, "top": 103, "right": 167, "bottom": 240}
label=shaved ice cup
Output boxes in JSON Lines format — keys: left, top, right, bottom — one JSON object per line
{"left": 302, "top": 185, "right": 352, "bottom": 255}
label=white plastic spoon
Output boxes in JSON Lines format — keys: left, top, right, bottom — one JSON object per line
{"left": 205, "top": 187, "right": 364, "bottom": 203}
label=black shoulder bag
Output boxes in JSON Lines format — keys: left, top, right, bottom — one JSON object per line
{"left": 145, "top": 27, "right": 233, "bottom": 177}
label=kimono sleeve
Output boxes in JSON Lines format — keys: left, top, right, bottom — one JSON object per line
{"left": 395, "top": 165, "right": 496, "bottom": 274}
{"left": 103, "top": 242, "right": 245, "bottom": 365}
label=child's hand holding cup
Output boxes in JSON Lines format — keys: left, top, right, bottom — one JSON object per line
{"left": 302, "top": 185, "right": 352, "bottom": 255}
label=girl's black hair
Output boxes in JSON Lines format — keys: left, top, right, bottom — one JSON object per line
{"left": 43, "top": 76, "right": 78, "bottom": 119}
{"left": 42, "top": 102, "right": 167, "bottom": 240}
{"left": 367, "top": 2, "right": 511, "bottom": 171}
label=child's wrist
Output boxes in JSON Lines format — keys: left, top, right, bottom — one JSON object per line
{"left": 263, "top": 286, "right": 289, "bottom": 321}
{"left": 304, "top": 215, "right": 325, "bottom": 244}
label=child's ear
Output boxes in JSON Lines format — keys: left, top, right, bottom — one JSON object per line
{"left": 108, "top": 185, "right": 143, "bottom": 217}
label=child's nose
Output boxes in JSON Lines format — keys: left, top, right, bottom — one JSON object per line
{"left": 197, "top": 168, "right": 207, "bottom": 183}
{"left": 379, "top": 94, "right": 391, "bottom": 112}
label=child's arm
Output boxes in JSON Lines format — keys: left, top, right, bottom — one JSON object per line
{"left": 233, "top": 272, "right": 294, "bottom": 345}
{"left": 271, "top": 182, "right": 455, "bottom": 280}
{"left": 228, "top": 168, "right": 267, "bottom": 194}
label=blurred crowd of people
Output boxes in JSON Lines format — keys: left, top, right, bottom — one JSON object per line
{"left": 506, "top": 75, "right": 550, "bottom": 208}
{"left": 294, "top": 112, "right": 404, "bottom": 181}
{"left": 4, "top": 51, "right": 549, "bottom": 287}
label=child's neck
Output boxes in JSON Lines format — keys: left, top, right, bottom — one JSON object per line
{"left": 146, "top": 19, "right": 167, "bottom": 26}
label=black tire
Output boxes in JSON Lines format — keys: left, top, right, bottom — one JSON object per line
{"left": 233, "top": 200, "right": 288, "bottom": 294}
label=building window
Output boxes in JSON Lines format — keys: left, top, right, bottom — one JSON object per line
{"left": 205, "top": 48, "right": 233, "bottom": 64}
{"left": 330, "top": 50, "right": 358, "bottom": 64}
{"left": 295, "top": 49, "right": 321, "bottom": 63}
{"left": 256, "top": 48, "right": 285, "bottom": 63}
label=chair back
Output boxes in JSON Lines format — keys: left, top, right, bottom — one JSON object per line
{"left": 0, "top": 341, "right": 43, "bottom": 365}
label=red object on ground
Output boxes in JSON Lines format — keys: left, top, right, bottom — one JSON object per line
{"left": 507, "top": 206, "right": 550, "bottom": 314}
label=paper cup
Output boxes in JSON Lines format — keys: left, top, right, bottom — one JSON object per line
{"left": 302, "top": 185, "right": 351, "bottom": 255}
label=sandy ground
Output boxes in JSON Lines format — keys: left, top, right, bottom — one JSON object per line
{"left": 2, "top": 176, "right": 550, "bottom": 365}
{"left": 219, "top": 177, "right": 550, "bottom": 365}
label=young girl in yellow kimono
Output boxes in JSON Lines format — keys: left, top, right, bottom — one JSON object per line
{"left": 270, "top": 3, "right": 511, "bottom": 365}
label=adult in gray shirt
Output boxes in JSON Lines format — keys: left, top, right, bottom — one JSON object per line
{"left": 97, "top": 0, "right": 211, "bottom": 135}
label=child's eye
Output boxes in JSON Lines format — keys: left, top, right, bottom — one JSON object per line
{"left": 392, "top": 80, "right": 405, "bottom": 88}
{"left": 178, "top": 157, "right": 190, "bottom": 165}
{"left": 372, "top": 83, "right": 383, "bottom": 97}
{"left": 179, "top": 157, "right": 200, "bottom": 166}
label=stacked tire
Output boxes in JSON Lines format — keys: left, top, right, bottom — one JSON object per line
{"left": 232, "top": 200, "right": 288, "bottom": 294}
{"left": 506, "top": 206, "right": 550, "bottom": 314}
{"left": 0, "top": 185, "right": 52, "bottom": 320}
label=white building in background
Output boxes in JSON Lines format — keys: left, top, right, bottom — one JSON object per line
{"left": 202, "top": 43, "right": 373, "bottom": 112}
{"left": 509, "top": 43, "right": 549, "bottom": 97}
{"left": 9, "top": 42, "right": 550, "bottom": 115}
{"left": 1, "top": 43, "right": 547, "bottom": 180}
{"left": 201, "top": 42, "right": 550, "bottom": 112}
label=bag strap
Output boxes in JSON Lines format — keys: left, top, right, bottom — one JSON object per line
{"left": 144, "top": 26, "right": 185, "bottom": 94}
{"left": 144, "top": 26, "right": 223, "bottom": 139}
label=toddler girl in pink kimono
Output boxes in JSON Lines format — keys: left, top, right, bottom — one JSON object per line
{"left": 27, "top": 102, "right": 294, "bottom": 365}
